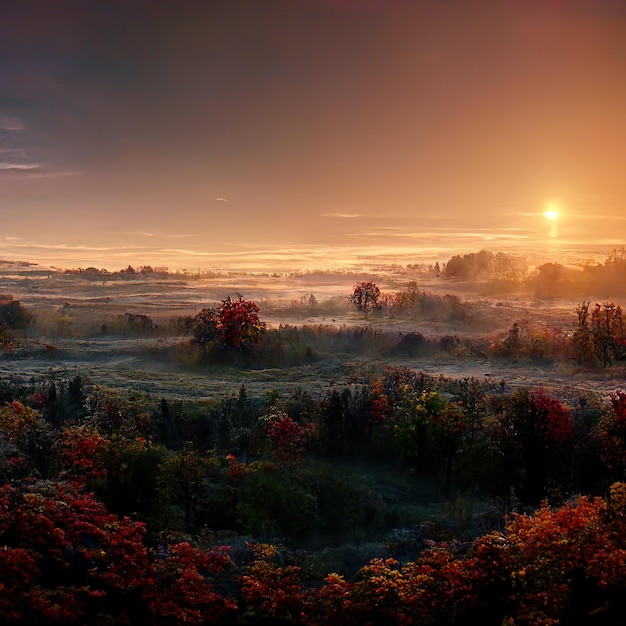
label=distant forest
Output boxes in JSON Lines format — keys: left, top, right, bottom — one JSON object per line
{"left": 441, "top": 247, "right": 626, "bottom": 298}
{"left": 58, "top": 247, "right": 626, "bottom": 299}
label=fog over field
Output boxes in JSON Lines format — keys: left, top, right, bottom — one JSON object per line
{"left": 1, "top": 249, "right": 625, "bottom": 403}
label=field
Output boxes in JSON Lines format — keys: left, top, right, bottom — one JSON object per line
{"left": 1, "top": 263, "right": 624, "bottom": 403}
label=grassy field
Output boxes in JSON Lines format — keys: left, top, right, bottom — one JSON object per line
{"left": 1, "top": 264, "right": 625, "bottom": 405}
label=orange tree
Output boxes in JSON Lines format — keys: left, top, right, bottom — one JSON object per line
{"left": 0, "top": 400, "right": 54, "bottom": 479}
{"left": 242, "top": 492, "right": 626, "bottom": 625}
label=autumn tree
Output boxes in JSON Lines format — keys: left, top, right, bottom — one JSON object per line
{"left": 349, "top": 281, "right": 381, "bottom": 313}
{"left": 192, "top": 296, "right": 266, "bottom": 351}
{"left": 240, "top": 542, "right": 306, "bottom": 624}
{"left": 218, "top": 296, "right": 266, "bottom": 349}
{"left": 192, "top": 306, "right": 219, "bottom": 348}
{"left": 486, "top": 389, "right": 574, "bottom": 504}
{"left": 0, "top": 401, "right": 53, "bottom": 478}
{"left": 596, "top": 388, "right": 626, "bottom": 479}
{"left": 260, "top": 408, "right": 316, "bottom": 473}
{"left": 0, "top": 480, "right": 151, "bottom": 623}
{"left": 591, "top": 301, "right": 625, "bottom": 367}
{"left": 55, "top": 426, "right": 109, "bottom": 487}
{"left": 571, "top": 301, "right": 594, "bottom": 364}
{"left": 0, "top": 480, "right": 238, "bottom": 625}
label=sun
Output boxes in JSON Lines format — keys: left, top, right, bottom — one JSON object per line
{"left": 544, "top": 202, "right": 559, "bottom": 221}
{"left": 544, "top": 209, "right": 558, "bottom": 221}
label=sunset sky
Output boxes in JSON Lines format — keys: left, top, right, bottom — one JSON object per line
{"left": 2, "top": 0, "right": 625, "bottom": 272}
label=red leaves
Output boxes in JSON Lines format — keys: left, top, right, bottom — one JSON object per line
{"left": 260, "top": 409, "right": 316, "bottom": 469}
{"left": 488, "top": 389, "right": 573, "bottom": 452}
{"left": 349, "top": 281, "right": 382, "bottom": 313}
{"left": 218, "top": 296, "right": 266, "bottom": 350}
{"left": 193, "top": 296, "right": 266, "bottom": 351}
{"left": 146, "top": 542, "right": 237, "bottom": 625}
{"left": 529, "top": 389, "right": 574, "bottom": 448}
{"left": 0, "top": 480, "right": 149, "bottom": 622}
{"left": 0, "top": 480, "right": 240, "bottom": 624}
{"left": 56, "top": 426, "right": 109, "bottom": 485}
{"left": 1, "top": 480, "right": 626, "bottom": 623}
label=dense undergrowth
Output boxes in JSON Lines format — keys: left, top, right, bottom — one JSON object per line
{"left": 1, "top": 353, "right": 626, "bottom": 623}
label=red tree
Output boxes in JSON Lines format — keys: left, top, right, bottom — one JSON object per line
{"left": 193, "top": 296, "right": 266, "bottom": 351}
{"left": 487, "top": 389, "right": 574, "bottom": 504}
{"left": 349, "top": 281, "right": 382, "bottom": 313}
{"left": 597, "top": 388, "right": 626, "bottom": 478}
{"left": 217, "top": 296, "right": 266, "bottom": 349}
{"left": 261, "top": 409, "right": 316, "bottom": 472}
{"left": 0, "top": 480, "right": 238, "bottom": 624}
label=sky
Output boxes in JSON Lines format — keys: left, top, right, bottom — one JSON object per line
{"left": 1, "top": 0, "right": 626, "bottom": 272}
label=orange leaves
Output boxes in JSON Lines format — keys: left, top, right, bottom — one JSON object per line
{"left": 369, "top": 379, "right": 389, "bottom": 425}
{"left": 146, "top": 542, "right": 237, "bottom": 625}
{"left": 240, "top": 542, "right": 306, "bottom": 624}
{"left": 314, "top": 495, "right": 626, "bottom": 624}
{"left": 0, "top": 401, "right": 38, "bottom": 442}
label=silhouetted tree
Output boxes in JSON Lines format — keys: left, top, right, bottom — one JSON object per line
{"left": 350, "top": 281, "right": 381, "bottom": 313}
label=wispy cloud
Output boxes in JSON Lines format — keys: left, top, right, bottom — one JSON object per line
{"left": 0, "top": 162, "right": 40, "bottom": 170}
{"left": 24, "top": 170, "right": 81, "bottom": 179}
{"left": 0, "top": 115, "right": 25, "bottom": 131}
{"left": 347, "top": 229, "right": 530, "bottom": 242}
{"left": 321, "top": 213, "right": 361, "bottom": 218}
{"left": 570, "top": 214, "right": 626, "bottom": 221}
{"left": 9, "top": 243, "right": 114, "bottom": 252}
{"left": 125, "top": 232, "right": 198, "bottom": 239}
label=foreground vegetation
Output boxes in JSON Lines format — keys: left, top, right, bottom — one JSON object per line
{"left": 1, "top": 354, "right": 626, "bottom": 623}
